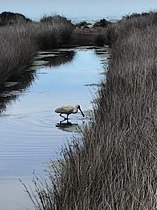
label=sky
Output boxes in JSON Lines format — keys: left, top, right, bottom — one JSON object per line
{"left": 0, "top": 0, "right": 157, "bottom": 21}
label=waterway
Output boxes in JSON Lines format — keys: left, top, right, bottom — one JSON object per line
{"left": 0, "top": 46, "right": 109, "bottom": 210}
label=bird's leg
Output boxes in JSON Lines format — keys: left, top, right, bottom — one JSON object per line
{"left": 67, "top": 115, "right": 71, "bottom": 124}
{"left": 60, "top": 113, "right": 67, "bottom": 120}
{"left": 60, "top": 118, "right": 67, "bottom": 124}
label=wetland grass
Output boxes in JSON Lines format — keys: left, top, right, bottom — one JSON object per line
{"left": 30, "top": 12, "right": 157, "bottom": 210}
{"left": 0, "top": 14, "right": 74, "bottom": 86}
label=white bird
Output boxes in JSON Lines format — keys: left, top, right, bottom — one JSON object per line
{"left": 55, "top": 104, "right": 85, "bottom": 120}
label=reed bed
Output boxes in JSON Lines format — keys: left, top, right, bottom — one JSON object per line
{"left": 0, "top": 25, "right": 35, "bottom": 85}
{"left": 30, "top": 12, "right": 157, "bottom": 210}
{"left": 0, "top": 15, "right": 73, "bottom": 86}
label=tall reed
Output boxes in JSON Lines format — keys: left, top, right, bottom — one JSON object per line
{"left": 0, "top": 25, "right": 36, "bottom": 85}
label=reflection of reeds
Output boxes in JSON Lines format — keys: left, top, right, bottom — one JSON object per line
{"left": 30, "top": 12, "right": 157, "bottom": 209}
{"left": 0, "top": 69, "right": 36, "bottom": 113}
{"left": 36, "top": 50, "right": 75, "bottom": 67}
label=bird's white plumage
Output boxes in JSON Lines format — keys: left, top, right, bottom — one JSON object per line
{"left": 55, "top": 104, "right": 84, "bottom": 120}
{"left": 55, "top": 105, "right": 76, "bottom": 114}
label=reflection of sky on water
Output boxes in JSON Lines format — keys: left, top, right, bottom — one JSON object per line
{"left": 14, "top": 50, "right": 103, "bottom": 112}
{"left": 0, "top": 178, "right": 34, "bottom": 210}
{"left": 0, "top": 0, "right": 157, "bottom": 21}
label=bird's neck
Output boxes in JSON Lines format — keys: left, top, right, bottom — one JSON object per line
{"left": 73, "top": 106, "right": 79, "bottom": 113}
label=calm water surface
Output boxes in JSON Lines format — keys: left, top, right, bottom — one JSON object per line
{"left": 0, "top": 47, "right": 109, "bottom": 210}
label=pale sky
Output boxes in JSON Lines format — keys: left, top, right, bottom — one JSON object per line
{"left": 0, "top": 0, "right": 157, "bottom": 21}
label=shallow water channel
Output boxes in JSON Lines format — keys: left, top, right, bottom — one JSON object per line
{"left": 0, "top": 46, "right": 109, "bottom": 210}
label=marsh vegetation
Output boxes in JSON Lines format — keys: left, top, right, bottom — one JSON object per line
{"left": 0, "top": 13, "right": 73, "bottom": 87}
{"left": 28, "top": 12, "right": 157, "bottom": 210}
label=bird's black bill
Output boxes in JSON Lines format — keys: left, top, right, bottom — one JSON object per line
{"left": 79, "top": 108, "right": 85, "bottom": 117}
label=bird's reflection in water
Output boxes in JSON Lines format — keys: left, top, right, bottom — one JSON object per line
{"left": 55, "top": 119, "right": 79, "bottom": 132}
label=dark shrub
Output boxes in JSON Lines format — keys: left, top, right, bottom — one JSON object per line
{"left": 40, "top": 15, "right": 72, "bottom": 25}
{"left": 93, "top": 18, "right": 111, "bottom": 27}
{"left": 0, "top": 11, "right": 31, "bottom": 26}
{"left": 75, "top": 21, "right": 91, "bottom": 28}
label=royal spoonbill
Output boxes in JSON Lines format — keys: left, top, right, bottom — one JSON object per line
{"left": 55, "top": 104, "right": 85, "bottom": 120}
